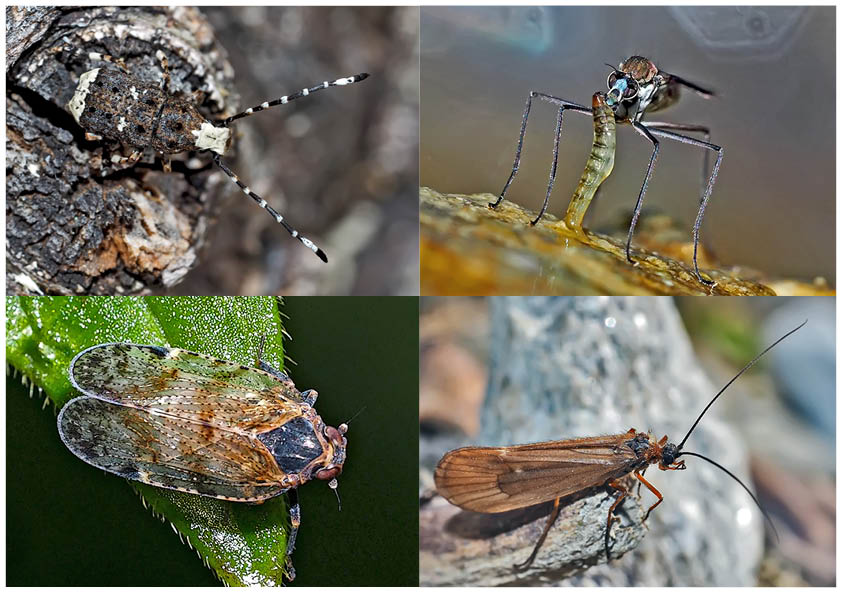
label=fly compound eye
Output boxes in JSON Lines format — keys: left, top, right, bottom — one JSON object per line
{"left": 622, "top": 77, "right": 639, "bottom": 99}
{"left": 607, "top": 71, "right": 618, "bottom": 89}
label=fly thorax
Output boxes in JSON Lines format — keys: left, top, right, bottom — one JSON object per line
{"left": 634, "top": 81, "right": 660, "bottom": 115}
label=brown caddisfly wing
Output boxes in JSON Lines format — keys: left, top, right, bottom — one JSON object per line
{"left": 435, "top": 433, "right": 639, "bottom": 514}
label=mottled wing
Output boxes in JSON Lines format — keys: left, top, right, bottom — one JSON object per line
{"left": 70, "top": 343, "right": 304, "bottom": 434}
{"left": 58, "top": 397, "right": 287, "bottom": 501}
{"left": 434, "top": 434, "right": 637, "bottom": 513}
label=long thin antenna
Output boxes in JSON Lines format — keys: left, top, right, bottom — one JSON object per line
{"left": 677, "top": 320, "right": 807, "bottom": 450}
{"left": 221, "top": 73, "right": 369, "bottom": 126}
{"left": 678, "top": 451, "right": 779, "bottom": 543}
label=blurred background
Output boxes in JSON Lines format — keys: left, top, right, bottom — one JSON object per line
{"left": 174, "top": 7, "right": 419, "bottom": 295}
{"left": 420, "top": 296, "right": 834, "bottom": 586}
{"left": 421, "top": 6, "right": 834, "bottom": 285}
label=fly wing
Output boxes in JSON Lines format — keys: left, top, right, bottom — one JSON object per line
{"left": 69, "top": 343, "right": 305, "bottom": 434}
{"left": 662, "top": 71, "right": 715, "bottom": 99}
{"left": 58, "top": 397, "right": 287, "bottom": 502}
{"left": 434, "top": 434, "right": 637, "bottom": 513}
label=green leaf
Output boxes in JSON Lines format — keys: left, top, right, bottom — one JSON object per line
{"left": 6, "top": 296, "right": 294, "bottom": 586}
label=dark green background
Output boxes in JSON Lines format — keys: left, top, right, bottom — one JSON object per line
{"left": 6, "top": 297, "right": 420, "bottom": 586}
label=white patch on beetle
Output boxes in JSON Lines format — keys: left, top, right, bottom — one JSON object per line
{"left": 191, "top": 122, "right": 230, "bottom": 154}
{"left": 130, "top": 86, "right": 139, "bottom": 100}
{"left": 67, "top": 68, "right": 100, "bottom": 124}
{"left": 117, "top": 116, "right": 127, "bottom": 132}
{"left": 13, "top": 272, "right": 43, "bottom": 295}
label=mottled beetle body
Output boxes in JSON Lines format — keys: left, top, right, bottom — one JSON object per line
{"left": 58, "top": 343, "right": 347, "bottom": 502}
{"left": 62, "top": 47, "right": 368, "bottom": 261}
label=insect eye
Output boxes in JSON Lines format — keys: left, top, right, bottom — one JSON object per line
{"left": 136, "top": 124, "right": 145, "bottom": 133}
{"left": 316, "top": 467, "right": 341, "bottom": 481}
{"left": 324, "top": 425, "right": 344, "bottom": 443}
{"left": 623, "top": 78, "right": 639, "bottom": 99}
{"left": 173, "top": 122, "right": 183, "bottom": 131}
{"left": 607, "top": 72, "right": 618, "bottom": 89}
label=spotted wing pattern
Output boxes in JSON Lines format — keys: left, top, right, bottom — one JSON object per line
{"left": 69, "top": 343, "right": 306, "bottom": 434}
{"left": 58, "top": 396, "right": 288, "bottom": 501}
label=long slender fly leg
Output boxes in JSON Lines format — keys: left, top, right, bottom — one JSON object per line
{"left": 633, "top": 469, "right": 664, "bottom": 523}
{"left": 648, "top": 127, "right": 723, "bottom": 286}
{"left": 605, "top": 479, "right": 629, "bottom": 561}
{"left": 531, "top": 106, "right": 564, "bottom": 224}
{"left": 514, "top": 496, "right": 562, "bottom": 571}
{"left": 643, "top": 121, "right": 712, "bottom": 198}
{"left": 491, "top": 92, "right": 590, "bottom": 213}
{"left": 625, "top": 122, "right": 660, "bottom": 266}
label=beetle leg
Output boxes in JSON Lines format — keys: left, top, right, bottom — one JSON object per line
{"left": 514, "top": 496, "right": 561, "bottom": 572}
{"left": 110, "top": 150, "right": 142, "bottom": 168}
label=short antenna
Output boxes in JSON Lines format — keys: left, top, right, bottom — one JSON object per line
{"left": 329, "top": 478, "right": 342, "bottom": 512}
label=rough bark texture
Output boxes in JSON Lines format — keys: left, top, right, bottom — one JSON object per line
{"left": 420, "top": 297, "right": 763, "bottom": 586}
{"left": 6, "top": 6, "right": 237, "bottom": 295}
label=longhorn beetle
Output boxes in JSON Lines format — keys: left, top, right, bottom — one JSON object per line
{"left": 435, "top": 321, "right": 805, "bottom": 570}
{"left": 60, "top": 44, "right": 368, "bottom": 262}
